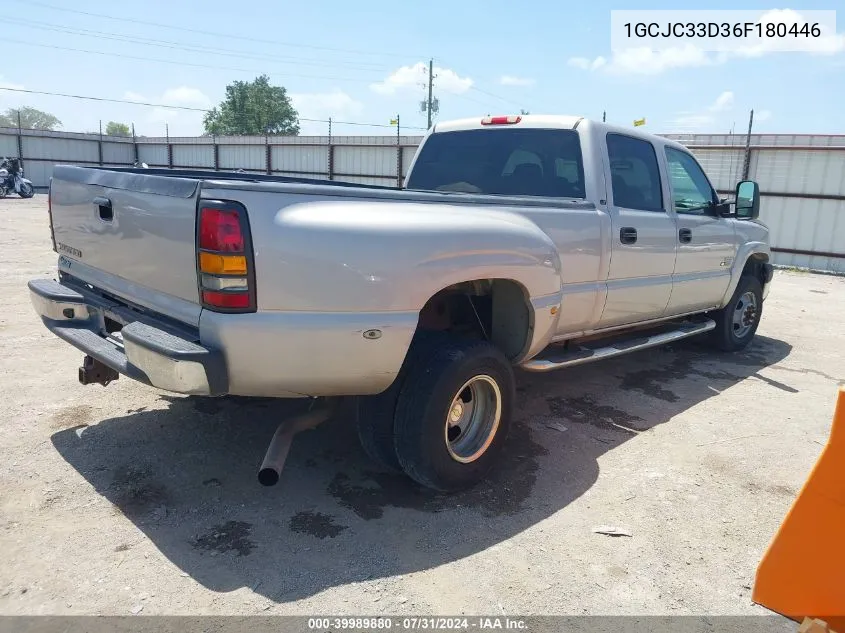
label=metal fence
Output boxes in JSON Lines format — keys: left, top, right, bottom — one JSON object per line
{"left": 0, "top": 127, "right": 424, "bottom": 189}
{"left": 2, "top": 126, "right": 843, "bottom": 273}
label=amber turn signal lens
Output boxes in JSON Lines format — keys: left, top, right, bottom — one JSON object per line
{"left": 199, "top": 252, "right": 247, "bottom": 275}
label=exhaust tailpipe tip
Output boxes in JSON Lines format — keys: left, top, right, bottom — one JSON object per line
{"left": 256, "top": 399, "right": 338, "bottom": 487}
{"left": 257, "top": 468, "right": 280, "bottom": 487}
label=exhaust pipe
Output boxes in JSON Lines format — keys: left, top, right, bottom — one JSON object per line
{"left": 258, "top": 400, "right": 337, "bottom": 487}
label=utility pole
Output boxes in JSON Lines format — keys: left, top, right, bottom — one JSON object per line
{"left": 427, "top": 59, "right": 434, "bottom": 129}
{"left": 602, "top": 111, "right": 606, "bottom": 123}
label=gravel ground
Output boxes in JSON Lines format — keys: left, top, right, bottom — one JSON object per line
{"left": 0, "top": 195, "right": 842, "bottom": 618}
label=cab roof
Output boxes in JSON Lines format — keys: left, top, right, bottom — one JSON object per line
{"left": 431, "top": 114, "right": 692, "bottom": 153}
{"left": 432, "top": 114, "right": 584, "bottom": 133}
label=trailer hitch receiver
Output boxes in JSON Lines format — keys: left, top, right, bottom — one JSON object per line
{"left": 79, "top": 355, "right": 119, "bottom": 386}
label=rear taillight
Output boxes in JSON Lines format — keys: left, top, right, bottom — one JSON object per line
{"left": 481, "top": 115, "right": 522, "bottom": 125}
{"left": 48, "top": 177, "right": 57, "bottom": 253}
{"left": 197, "top": 201, "right": 255, "bottom": 313}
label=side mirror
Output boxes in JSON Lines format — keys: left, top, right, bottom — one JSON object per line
{"left": 735, "top": 180, "right": 760, "bottom": 219}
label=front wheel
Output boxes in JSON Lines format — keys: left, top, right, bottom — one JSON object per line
{"left": 18, "top": 182, "right": 34, "bottom": 198}
{"left": 393, "top": 339, "right": 514, "bottom": 492}
{"left": 708, "top": 275, "right": 763, "bottom": 351}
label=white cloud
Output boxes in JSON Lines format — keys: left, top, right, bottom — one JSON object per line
{"left": 567, "top": 56, "right": 607, "bottom": 71}
{"left": 499, "top": 75, "right": 535, "bottom": 87}
{"left": 370, "top": 62, "right": 472, "bottom": 95}
{"left": 669, "top": 91, "right": 737, "bottom": 132}
{"left": 290, "top": 90, "right": 363, "bottom": 120}
{"left": 160, "top": 86, "right": 212, "bottom": 107}
{"left": 755, "top": 109, "right": 772, "bottom": 122}
{"left": 569, "top": 45, "right": 711, "bottom": 75}
{"left": 123, "top": 87, "right": 211, "bottom": 108}
{"left": 570, "top": 9, "right": 845, "bottom": 75}
{"left": 711, "top": 91, "right": 734, "bottom": 112}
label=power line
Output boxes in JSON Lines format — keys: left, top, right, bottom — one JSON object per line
{"left": 6, "top": 38, "right": 388, "bottom": 85}
{"left": 0, "top": 87, "right": 209, "bottom": 112}
{"left": 7, "top": 17, "right": 395, "bottom": 73}
{"left": 434, "top": 56, "right": 528, "bottom": 111}
{"left": 12, "top": 0, "right": 423, "bottom": 61}
{"left": 468, "top": 85, "right": 526, "bottom": 110}
{"left": 0, "top": 86, "right": 428, "bottom": 130}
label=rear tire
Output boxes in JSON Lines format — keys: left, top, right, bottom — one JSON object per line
{"left": 356, "top": 330, "right": 446, "bottom": 472}
{"left": 393, "top": 339, "right": 514, "bottom": 492}
{"left": 708, "top": 275, "right": 763, "bottom": 351}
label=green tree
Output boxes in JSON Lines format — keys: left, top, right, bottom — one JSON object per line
{"left": 0, "top": 106, "right": 62, "bottom": 130}
{"left": 203, "top": 75, "right": 299, "bottom": 136}
{"left": 105, "top": 121, "right": 131, "bottom": 136}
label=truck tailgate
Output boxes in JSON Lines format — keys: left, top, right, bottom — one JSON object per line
{"left": 50, "top": 166, "right": 202, "bottom": 327}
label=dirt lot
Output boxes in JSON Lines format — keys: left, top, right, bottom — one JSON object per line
{"left": 0, "top": 194, "right": 842, "bottom": 617}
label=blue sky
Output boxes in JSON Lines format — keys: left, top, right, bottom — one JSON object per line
{"left": 2, "top": 0, "right": 843, "bottom": 136}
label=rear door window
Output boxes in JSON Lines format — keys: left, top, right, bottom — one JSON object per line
{"left": 406, "top": 128, "right": 586, "bottom": 199}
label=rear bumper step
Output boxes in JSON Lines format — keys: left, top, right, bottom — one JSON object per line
{"left": 521, "top": 319, "right": 716, "bottom": 372}
{"left": 28, "top": 278, "right": 227, "bottom": 396}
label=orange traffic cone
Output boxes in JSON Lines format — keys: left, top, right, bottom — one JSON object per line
{"left": 752, "top": 387, "right": 845, "bottom": 631}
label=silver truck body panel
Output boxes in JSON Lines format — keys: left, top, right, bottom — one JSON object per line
{"left": 36, "top": 116, "right": 772, "bottom": 398}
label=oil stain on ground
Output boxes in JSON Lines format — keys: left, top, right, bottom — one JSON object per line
{"left": 618, "top": 338, "right": 791, "bottom": 402}
{"left": 546, "top": 395, "right": 648, "bottom": 432}
{"left": 327, "top": 422, "right": 547, "bottom": 520}
{"left": 192, "top": 521, "right": 254, "bottom": 556}
{"left": 289, "top": 511, "right": 348, "bottom": 539}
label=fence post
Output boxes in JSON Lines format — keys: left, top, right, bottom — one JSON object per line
{"left": 327, "top": 118, "right": 334, "bottom": 180}
{"left": 131, "top": 123, "right": 139, "bottom": 167}
{"left": 396, "top": 114, "right": 402, "bottom": 188}
{"left": 166, "top": 123, "right": 173, "bottom": 169}
{"left": 213, "top": 135, "right": 219, "bottom": 171}
{"left": 16, "top": 110, "right": 23, "bottom": 168}
{"left": 742, "top": 109, "right": 754, "bottom": 181}
{"left": 98, "top": 120, "right": 104, "bottom": 166}
{"left": 265, "top": 134, "right": 271, "bottom": 175}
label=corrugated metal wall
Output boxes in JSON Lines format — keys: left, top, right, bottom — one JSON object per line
{"left": 667, "top": 133, "right": 845, "bottom": 273}
{"left": 2, "top": 126, "right": 843, "bottom": 273}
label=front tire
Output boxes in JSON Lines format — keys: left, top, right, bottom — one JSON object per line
{"left": 708, "top": 275, "right": 763, "bottom": 351}
{"left": 18, "top": 182, "right": 34, "bottom": 198}
{"left": 393, "top": 339, "right": 514, "bottom": 492}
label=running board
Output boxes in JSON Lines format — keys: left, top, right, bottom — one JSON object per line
{"left": 521, "top": 319, "right": 716, "bottom": 373}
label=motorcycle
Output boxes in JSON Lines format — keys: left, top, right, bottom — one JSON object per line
{"left": 0, "top": 157, "right": 35, "bottom": 198}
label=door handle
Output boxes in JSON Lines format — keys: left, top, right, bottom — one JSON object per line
{"left": 93, "top": 196, "right": 113, "bottom": 221}
{"left": 619, "top": 227, "right": 637, "bottom": 245}
{"left": 679, "top": 228, "right": 692, "bottom": 244}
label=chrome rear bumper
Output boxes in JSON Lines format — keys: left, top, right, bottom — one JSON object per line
{"left": 28, "top": 278, "right": 227, "bottom": 396}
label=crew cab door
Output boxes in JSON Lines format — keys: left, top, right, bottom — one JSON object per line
{"left": 663, "top": 146, "right": 736, "bottom": 314}
{"left": 597, "top": 132, "right": 677, "bottom": 328}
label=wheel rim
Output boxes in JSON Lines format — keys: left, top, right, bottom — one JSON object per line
{"left": 732, "top": 290, "right": 758, "bottom": 338}
{"left": 444, "top": 375, "right": 502, "bottom": 464}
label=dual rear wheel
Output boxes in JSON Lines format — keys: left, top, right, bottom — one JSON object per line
{"left": 357, "top": 333, "right": 514, "bottom": 492}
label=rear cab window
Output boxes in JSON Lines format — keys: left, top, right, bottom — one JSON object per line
{"left": 406, "top": 128, "right": 586, "bottom": 199}
{"left": 606, "top": 133, "right": 664, "bottom": 212}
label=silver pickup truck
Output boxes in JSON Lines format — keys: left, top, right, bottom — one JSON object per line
{"left": 30, "top": 114, "right": 772, "bottom": 492}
